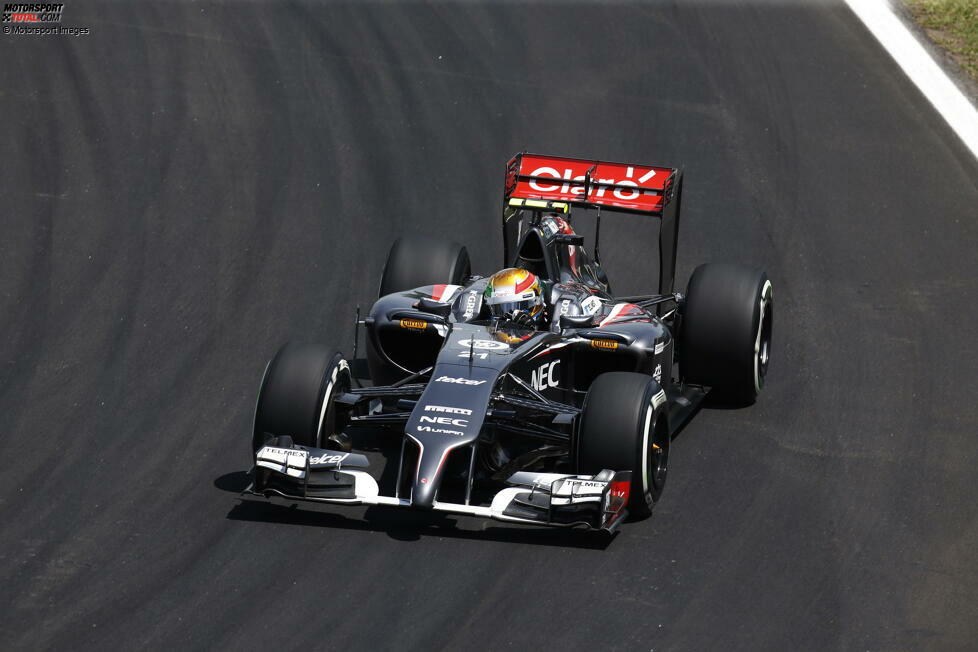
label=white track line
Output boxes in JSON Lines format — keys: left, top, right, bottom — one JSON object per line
{"left": 845, "top": 0, "right": 978, "bottom": 161}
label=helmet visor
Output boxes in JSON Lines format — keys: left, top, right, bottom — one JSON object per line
{"left": 490, "top": 299, "right": 536, "bottom": 317}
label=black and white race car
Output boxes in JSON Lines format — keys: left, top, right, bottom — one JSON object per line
{"left": 246, "top": 153, "right": 773, "bottom": 532}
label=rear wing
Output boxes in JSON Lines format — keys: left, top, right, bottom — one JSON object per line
{"left": 503, "top": 152, "right": 685, "bottom": 295}
{"left": 504, "top": 153, "right": 679, "bottom": 215}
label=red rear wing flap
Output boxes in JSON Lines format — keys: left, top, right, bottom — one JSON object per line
{"left": 504, "top": 153, "right": 678, "bottom": 215}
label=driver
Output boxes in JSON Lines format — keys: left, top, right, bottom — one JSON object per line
{"left": 483, "top": 268, "right": 545, "bottom": 329}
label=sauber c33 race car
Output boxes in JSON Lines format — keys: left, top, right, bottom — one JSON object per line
{"left": 245, "top": 153, "right": 774, "bottom": 533}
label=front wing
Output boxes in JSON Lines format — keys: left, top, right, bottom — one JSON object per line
{"left": 246, "top": 444, "right": 632, "bottom": 532}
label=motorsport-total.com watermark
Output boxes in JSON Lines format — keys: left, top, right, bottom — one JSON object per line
{"left": 2, "top": 3, "right": 90, "bottom": 35}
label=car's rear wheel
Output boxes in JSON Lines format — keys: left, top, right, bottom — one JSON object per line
{"left": 681, "top": 263, "right": 773, "bottom": 405}
{"left": 574, "top": 372, "right": 670, "bottom": 519}
{"left": 369, "top": 235, "right": 472, "bottom": 386}
{"left": 378, "top": 234, "right": 471, "bottom": 298}
{"left": 252, "top": 343, "right": 351, "bottom": 454}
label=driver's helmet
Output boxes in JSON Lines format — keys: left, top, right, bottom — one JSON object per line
{"left": 484, "top": 268, "right": 544, "bottom": 323}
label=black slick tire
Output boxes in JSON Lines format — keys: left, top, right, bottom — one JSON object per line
{"left": 252, "top": 344, "right": 351, "bottom": 454}
{"left": 574, "top": 372, "right": 670, "bottom": 519}
{"left": 378, "top": 235, "right": 471, "bottom": 298}
{"left": 682, "top": 263, "right": 773, "bottom": 405}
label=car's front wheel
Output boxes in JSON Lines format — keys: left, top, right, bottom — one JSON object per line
{"left": 252, "top": 343, "right": 351, "bottom": 454}
{"left": 574, "top": 372, "right": 670, "bottom": 519}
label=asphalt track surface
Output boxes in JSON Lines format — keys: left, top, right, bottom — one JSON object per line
{"left": 3, "top": 1, "right": 978, "bottom": 649}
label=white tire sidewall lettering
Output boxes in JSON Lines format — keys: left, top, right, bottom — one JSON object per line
{"left": 640, "top": 401, "right": 655, "bottom": 498}
{"left": 753, "top": 280, "right": 773, "bottom": 394}
{"left": 253, "top": 358, "right": 273, "bottom": 449}
{"left": 316, "top": 358, "right": 349, "bottom": 448}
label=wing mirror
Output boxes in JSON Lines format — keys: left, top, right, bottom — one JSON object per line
{"left": 554, "top": 234, "right": 585, "bottom": 246}
{"left": 560, "top": 314, "right": 596, "bottom": 330}
{"left": 415, "top": 297, "right": 452, "bottom": 318}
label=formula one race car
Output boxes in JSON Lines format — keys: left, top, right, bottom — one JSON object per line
{"left": 245, "top": 153, "right": 773, "bottom": 532}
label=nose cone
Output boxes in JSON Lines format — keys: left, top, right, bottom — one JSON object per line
{"left": 409, "top": 434, "right": 465, "bottom": 509}
{"left": 411, "top": 459, "right": 440, "bottom": 509}
{"left": 404, "top": 326, "right": 526, "bottom": 508}
{"left": 405, "top": 363, "right": 499, "bottom": 509}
